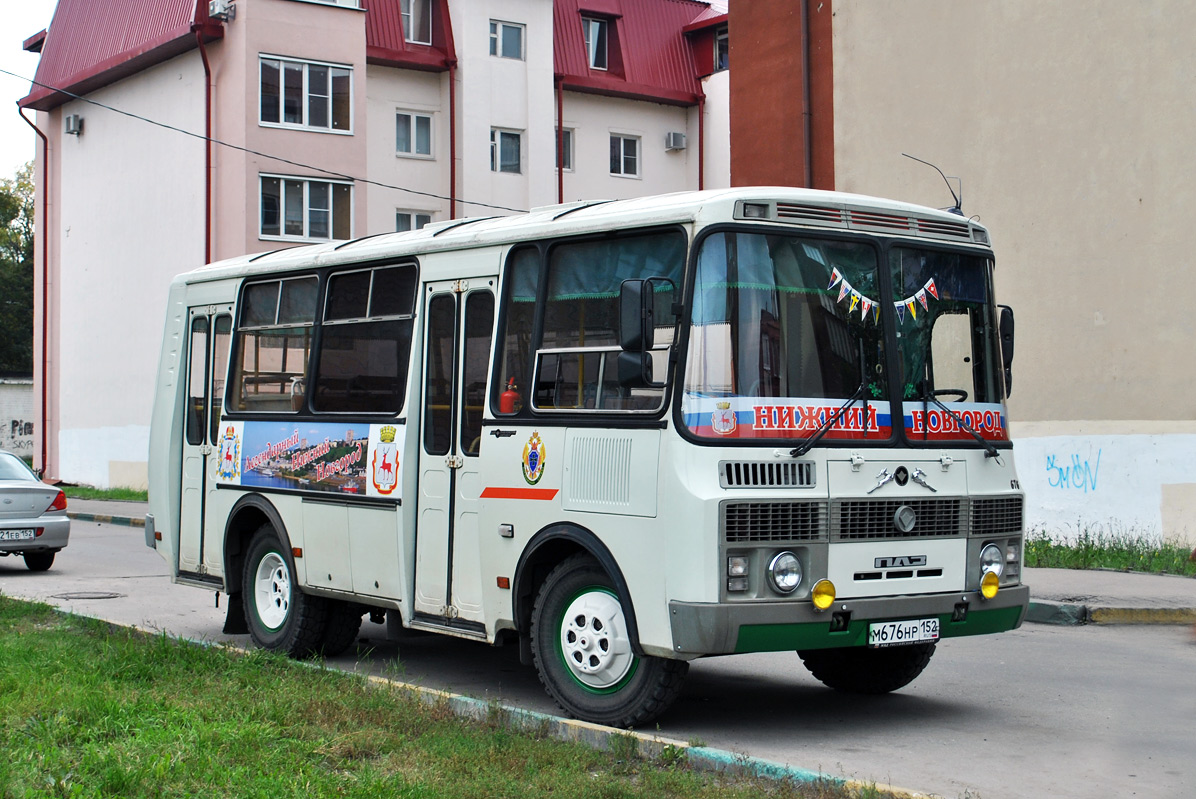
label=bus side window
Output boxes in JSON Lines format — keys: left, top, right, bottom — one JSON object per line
{"left": 492, "top": 247, "right": 539, "bottom": 415}
{"left": 230, "top": 276, "right": 318, "bottom": 412}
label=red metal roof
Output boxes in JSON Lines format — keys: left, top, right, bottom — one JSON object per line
{"left": 364, "top": 0, "right": 456, "bottom": 71}
{"left": 553, "top": 0, "right": 712, "bottom": 106}
{"left": 20, "top": 0, "right": 219, "bottom": 112}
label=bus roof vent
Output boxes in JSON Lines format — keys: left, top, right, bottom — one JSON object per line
{"left": 776, "top": 202, "right": 848, "bottom": 227}
{"left": 774, "top": 202, "right": 975, "bottom": 243}
{"left": 720, "top": 460, "right": 815, "bottom": 489}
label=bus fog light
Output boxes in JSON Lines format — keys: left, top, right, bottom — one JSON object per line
{"left": 980, "top": 570, "right": 1000, "bottom": 600}
{"left": 1006, "top": 543, "right": 1020, "bottom": 563}
{"left": 980, "top": 543, "right": 1004, "bottom": 578}
{"left": 811, "top": 579, "right": 836, "bottom": 611}
{"left": 727, "top": 556, "right": 749, "bottom": 578}
{"left": 727, "top": 577, "right": 749, "bottom": 593}
{"left": 767, "top": 551, "right": 802, "bottom": 594}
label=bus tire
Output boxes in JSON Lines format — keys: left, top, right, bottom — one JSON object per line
{"left": 320, "top": 601, "right": 364, "bottom": 657}
{"left": 798, "top": 642, "right": 936, "bottom": 694}
{"left": 531, "top": 554, "right": 687, "bottom": 728}
{"left": 242, "top": 525, "right": 328, "bottom": 658}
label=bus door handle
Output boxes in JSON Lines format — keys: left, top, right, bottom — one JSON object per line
{"left": 490, "top": 429, "right": 517, "bottom": 438}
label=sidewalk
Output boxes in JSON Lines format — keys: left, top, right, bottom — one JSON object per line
{"left": 66, "top": 499, "right": 1196, "bottom": 627}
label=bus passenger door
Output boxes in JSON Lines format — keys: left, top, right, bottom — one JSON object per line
{"left": 179, "top": 306, "right": 232, "bottom": 577}
{"left": 414, "top": 279, "right": 496, "bottom": 628}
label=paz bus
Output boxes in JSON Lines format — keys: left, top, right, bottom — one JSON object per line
{"left": 147, "top": 187, "right": 1029, "bottom": 727}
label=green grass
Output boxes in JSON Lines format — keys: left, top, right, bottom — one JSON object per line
{"left": 1025, "top": 528, "right": 1196, "bottom": 576}
{"left": 0, "top": 596, "right": 885, "bottom": 799}
{"left": 60, "top": 485, "right": 148, "bottom": 502}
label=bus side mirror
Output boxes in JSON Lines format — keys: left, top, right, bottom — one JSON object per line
{"left": 619, "top": 279, "right": 653, "bottom": 353}
{"left": 999, "top": 305, "right": 1015, "bottom": 396}
{"left": 617, "top": 350, "right": 652, "bottom": 388}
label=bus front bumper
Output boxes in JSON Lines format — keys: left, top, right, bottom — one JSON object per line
{"left": 668, "top": 584, "right": 1029, "bottom": 656}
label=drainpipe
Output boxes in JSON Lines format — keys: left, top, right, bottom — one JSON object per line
{"left": 449, "top": 60, "right": 458, "bottom": 219}
{"left": 19, "top": 108, "right": 50, "bottom": 477}
{"left": 556, "top": 78, "right": 565, "bottom": 203}
{"left": 195, "top": 30, "right": 213, "bottom": 263}
{"left": 697, "top": 94, "right": 705, "bottom": 191}
{"left": 800, "top": 0, "right": 813, "bottom": 188}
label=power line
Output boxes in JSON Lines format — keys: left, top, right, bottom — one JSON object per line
{"left": 2, "top": 67, "right": 528, "bottom": 214}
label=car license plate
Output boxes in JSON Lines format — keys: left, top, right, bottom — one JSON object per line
{"left": 0, "top": 529, "right": 36, "bottom": 542}
{"left": 868, "top": 618, "right": 939, "bottom": 648}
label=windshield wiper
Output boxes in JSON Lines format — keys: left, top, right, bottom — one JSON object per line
{"left": 790, "top": 381, "right": 865, "bottom": 458}
{"left": 918, "top": 383, "right": 1003, "bottom": 462}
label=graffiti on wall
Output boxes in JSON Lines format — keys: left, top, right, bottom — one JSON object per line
{"left": 1046, "top": 449, "right": 1101, "bottom": 493}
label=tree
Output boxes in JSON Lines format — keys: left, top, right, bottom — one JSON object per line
{"left": 0, "top": 161, "right": 34, "bottom": 375}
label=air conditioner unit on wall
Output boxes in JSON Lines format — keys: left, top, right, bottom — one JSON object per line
{"left": 665, "top": 131, "right": 686, "bottom": 151}
{"left": 64, "top": 114, "right": 83, "bottom": 135}
{"left": 209, "top": 0, "right": 236, "bottom": 22}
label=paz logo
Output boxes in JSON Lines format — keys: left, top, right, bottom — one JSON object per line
{"left": 216, "top": 426, "right": 241, "bottom": 481}
{"left": 711, "top": 401, "right": 737, "bottom": 436}
{"left": 371, "top": 425, "right": 399, "bottom": 495}
{"left": 522, "top": 431, "right": 546, "bottom": 485}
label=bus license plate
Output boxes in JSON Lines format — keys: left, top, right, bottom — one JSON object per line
{"left": 868, "top": 618, "right": 939, "bottom": 648}
{"left": 0, "top": 529, "right": 36, "bottom": 542}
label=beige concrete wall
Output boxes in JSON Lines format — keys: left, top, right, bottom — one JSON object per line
{"left": 831, "top": 1, "right": 1196, "bottom": 538}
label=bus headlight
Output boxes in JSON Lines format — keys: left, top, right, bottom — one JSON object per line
{"left": 980, "top": 543, "right": 1004, "bottom": 578}
{"left": 767, "top": 551, "right": 802, "bottom": 595}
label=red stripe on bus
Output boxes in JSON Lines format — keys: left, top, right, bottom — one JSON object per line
{"left": 480, "top": 487, "right": 559, "bottom": 500}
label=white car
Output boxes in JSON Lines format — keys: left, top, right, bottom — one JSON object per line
{"left": 0, "top": 450, "right": 69, "bottom": 571}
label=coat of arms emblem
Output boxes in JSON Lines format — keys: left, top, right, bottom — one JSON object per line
{"left": 371, "top": 425, "right": 399, "bottom": 495}
{"left": 216, "top": 425, "right": 241, "bottom": 480}
{"left": 522, "top": 431, "right": 546, "bottom": 485}
{"left": 711, "top": 401, "right": 737, "bottom": 436}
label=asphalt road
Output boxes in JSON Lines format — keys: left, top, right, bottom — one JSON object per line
{"left": 3, "top": 520, "right": 1194, "bottom": 799}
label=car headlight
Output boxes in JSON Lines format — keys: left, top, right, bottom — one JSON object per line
{"left": 980, "top": 543, "right": 1004, "bottom": 578}
{"left": 767, "top": 551, "right": 802, "bottom": 595}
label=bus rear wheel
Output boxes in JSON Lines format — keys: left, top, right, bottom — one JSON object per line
{"left": 242, "top": 525, "right": 328, "bottom": 658}
{"left": 798, "top": 642, "right": 936, "bottom": 694}
{"left": 531, "top": 554, "right": 687, "bottom": 728}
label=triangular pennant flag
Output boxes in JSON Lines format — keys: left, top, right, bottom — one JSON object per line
{"left": 916, "top": 289, "right": 928, "bottom": 311}
{"left": 906, "top": 299, "right": 917, "bottom": 320}
{"left": 849, "top": 293, "right": 860, "bottom": 313}
{"left": 838, "top": 281, "right": 851, "bottom": 303}
{"left": 894, "top": 302, "right": 905, "bottom": 324}
{"left": 873, "top": 304, "right": 881, "bottom": 324}
{"left": 861, "top": 298, "right": 873, "bottom": 319}
{"left": 827, "top": 268, "right": 842, "bottom": 291}
{"left": 925, "top": 278, "right": 939, "bottom": 300}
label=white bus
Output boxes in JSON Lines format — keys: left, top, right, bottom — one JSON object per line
{"left": 148, "top": 187, "right": 1028, "bottom": 727}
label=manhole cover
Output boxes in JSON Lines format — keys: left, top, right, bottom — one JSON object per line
{"left": 52, "top": 591, "right": 125, "bottom": 600}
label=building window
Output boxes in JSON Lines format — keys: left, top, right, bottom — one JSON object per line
{"left": 396, "top": 112, "right": 432, "bottom": 157}
{"left": 556, "top": 128, "right": 574, "bottom": 171}
{"left": 582, "top": 17, "right": 608, "bottom": 70}
{"left": 610, "top": 134, "right": 639, "bottom": 177}
{"left": 260, "top": 56, "right": 352, "bottom": 131}
{"left": 490, "top": 21, "right": 524, "bottom": 59}
{"left": 715, "top": 26, "right": 728, "bottom": 71}
{"left": 491, "top": 129, "right": 522, "bottom": 174}
{"left": 401, "top": 0, "right": 432, "bottom": 44}
{"left": 396, "top": 211, "right": 432, "bottom": 232}
{"left": 261, "top": 175, "right": 352, "bottom": 241}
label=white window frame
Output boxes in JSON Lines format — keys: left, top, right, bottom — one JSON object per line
{"left": 715, "top": 26, "right": 729, "bottom": 71}
{"left": 260, "top": 174, "right": 354, "bottom": 242}
{"left": 610, "top": 133, "right": 640, "bottom": 178}
{"left": 582, "top": 17, "right": 608, "bottom": 70}
{"left": 490, "top": 20, "right": 525, "bottom": 60}
{"left": 259, "top": 55, "right": 353, "bottom": 134}
{"left": 401, "top": 0, "right": 432, "bottom": 45}
{"left": 396, "top": 210, "right": 433, "bottom": 232}
{"left": 287, "top": 0, "right": 361, "bottom": 8}
{"left": 396, "top": 111, "right": 434, "bottom": 158}
{"left": 556, "top": 128, "right": 574, "bottom": 172}
{"left": 491, "top": 128, "right": 523, "bottom": 174}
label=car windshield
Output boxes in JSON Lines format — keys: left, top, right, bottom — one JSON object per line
{"left": 890, "top": 247, "right": 1008, "bottom": 442}
{"left": 0, "top": 453, "right": 38, "bottom": 481}
{"left": 682, "top": 231, "right": 889, "bottom": 441}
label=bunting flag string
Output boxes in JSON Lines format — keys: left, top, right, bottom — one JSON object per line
{"left": 823, "top": 270, "right": 940, "bottom": 325}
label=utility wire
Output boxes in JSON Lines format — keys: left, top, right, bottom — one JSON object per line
{"left": 2, "top": 67, "right": 528, "bottom": 214}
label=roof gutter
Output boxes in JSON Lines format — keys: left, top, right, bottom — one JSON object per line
{"left": 19, "top": 108, "right": 50, "bottom": 477}
{"left": 194, "top": 29, "right": 212, "bottom": 263}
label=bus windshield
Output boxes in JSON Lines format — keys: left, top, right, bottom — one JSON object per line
{"left": 682, "top": 230, "right": 889, "bottom": 441}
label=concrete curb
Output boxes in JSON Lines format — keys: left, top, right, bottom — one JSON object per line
{"left": 67, "top": 512, "right": 145, "bottom": 528}
{"left": 1026, "top": 600, "right": 1196, "bottom": 626}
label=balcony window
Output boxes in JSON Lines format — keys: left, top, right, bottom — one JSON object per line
{"left": 261, "top": 175, "right": 352, "bottom": 241}
{"left": 582, "top": 17, "right": 607, "bottom": 70}
{"left": 260, "top": 56, "right": 352, "bottom": 132}
{"left": 402, "top": 0, "right": 432, "bottom": 44}
{"left": 490, "top": 20, "right": 524, "bottom": 59}
{"left": 396, "top": 111, "right": 433, "bottom": 157}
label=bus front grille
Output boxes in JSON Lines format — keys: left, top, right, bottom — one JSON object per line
{"left": 719, "top": 460, "right": 815, "bottom": 488}
{"left": 722, "top": 500, "right": 827, "bottom": 542}
{"left": 971, "top": 496, "right": 1024, "bottom": 536}
{"left": 832, "top": 498, "right": 964, "bottom": 540}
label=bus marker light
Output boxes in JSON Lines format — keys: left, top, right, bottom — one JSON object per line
{"left": 727, "top": 577, "right": 748, "bottom": 592}
{"left": 980, "top": 570, "right": 999, "bottom": 600}
{"left": 496, "top": 576, "right": 510, "bottom": 589}
{"left": 811, "top": 579, "right": 835, "bottom": 611}
{"left": 292, "top": 547, "right": 303, "bottom": 559}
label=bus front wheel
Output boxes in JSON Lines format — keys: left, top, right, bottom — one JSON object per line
{"left": 530, "top": 554, "right": 687, "bottom": 728}
{"left": 242, "top": 525, "right": 328, "bottom": 658}
{"left": 798, "top": 642, "right": 936, "bottom": 694}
